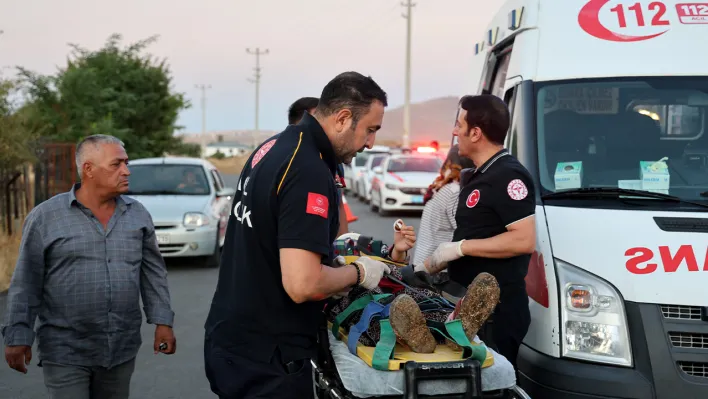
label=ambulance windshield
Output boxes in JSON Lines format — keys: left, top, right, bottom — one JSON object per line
{"left": 536, "top": 78, "right": 708, "bottom": 202}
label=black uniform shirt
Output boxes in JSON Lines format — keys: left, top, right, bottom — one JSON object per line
{"left": 205, "top": 112, "right": 340, "bottom": 362}
{"left": 448, "top": 149, "right": 535, "bottom": 292}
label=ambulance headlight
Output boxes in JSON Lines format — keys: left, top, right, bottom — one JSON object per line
{"left": 385, "top": 183, "right": 398, "bottom": 190}
{"left": 556, "top": 259, "right": 632, "bottom": 367}
{"left": 183, "top": 212, "right": 209, "bottom": 228}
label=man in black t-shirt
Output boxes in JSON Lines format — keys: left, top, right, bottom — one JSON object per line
{"left": 415, "top": 94, "right": 536, "bottom": 370}
{"left": 204, "top": 72, "right": 395, "bottom": 399}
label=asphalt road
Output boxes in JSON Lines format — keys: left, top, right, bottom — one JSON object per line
{"left": 0, "top": 176, "right": 423, "bottom": 399}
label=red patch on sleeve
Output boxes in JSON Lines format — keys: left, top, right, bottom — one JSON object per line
{"left": 306, "top": 192, "right": 329, "bottom": 218}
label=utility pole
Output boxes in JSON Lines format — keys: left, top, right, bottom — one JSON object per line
{"left": 195, "top": 84, "right": 211, "bottom": 135}
{"left": 247, "top": 47, "right": 269, "bottom": 149}
{"left": 401, "top": 0, "right": 415, "bottom": 149}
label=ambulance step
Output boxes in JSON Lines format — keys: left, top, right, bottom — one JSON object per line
{"left": 653, "top": 217, "right": 708, "bottom": 233}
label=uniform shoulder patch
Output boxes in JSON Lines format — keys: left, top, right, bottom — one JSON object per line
{"left": 507, "top": 179, "right": 528, "bottom": 200}
{"left": 466, "top": 189, "right": 481, "bottom": 208}
{"left": 251, "top": 139, "right": 277, "bottom": 168}
{"left": 306, "top": 192, "right": 329, "bottom": 218}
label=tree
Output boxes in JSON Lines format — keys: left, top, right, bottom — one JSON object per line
{"left": 17, "top": 33, "right": 194, "bottom": 159}
{"left": 0, "top": 77, "right": 39, "bottom": 172}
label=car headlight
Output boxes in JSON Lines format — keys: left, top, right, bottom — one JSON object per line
{"left": 556, "top": 259, "right": 633, "bottom": 367}
{"left": 385, "top": 183, "right": 398, "bottom": 190}
{"left": 183, "top": 212, "right": 210, "bottom": 228}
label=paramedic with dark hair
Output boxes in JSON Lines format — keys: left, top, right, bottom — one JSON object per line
{"left": 288, "top": 96, "right": 349, "bottom": 236}
{"left": 419, "top": 94, "right": 536, "bottom": 371}
{"left": 204, "top": 72, "right": 393, "bottom": 399}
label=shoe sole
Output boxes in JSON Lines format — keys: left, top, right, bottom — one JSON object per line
{"left": 458, "top": 272, "right": 500, "bottom": 341}
{"left": 389, "top": 294, "right": 437, "bottom": 353}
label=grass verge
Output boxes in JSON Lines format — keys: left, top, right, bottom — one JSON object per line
{"left": 0, "top": 232, "right": 21, "bottom": 293}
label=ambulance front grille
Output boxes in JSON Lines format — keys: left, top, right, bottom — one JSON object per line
{"left": 677, "top": 361, "right": 708, "bottom": 378}
{"left": 669, "top": 332, "right": 708, "bottom": 349}
{"left": 661, "top": 305, "right": 702, "bottom": 320}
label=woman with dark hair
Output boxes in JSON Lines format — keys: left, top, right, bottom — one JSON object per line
{"left": 412, "top": 145, "right": 475, "bottom": 285}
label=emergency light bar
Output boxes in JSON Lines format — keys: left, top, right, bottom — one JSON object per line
{"left": 416, "top": 146, "right": 436, "bottom": 153}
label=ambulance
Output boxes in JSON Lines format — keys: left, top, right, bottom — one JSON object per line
{"left": 461, "top": 0, "right": 708, "bottom": 397}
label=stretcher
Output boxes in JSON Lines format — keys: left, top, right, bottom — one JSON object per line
{"left": 314, "top": 234, "right": 531, "bottom": 398}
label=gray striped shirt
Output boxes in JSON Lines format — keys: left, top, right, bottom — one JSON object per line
{"left": 412, "top": 182, "right": 460, "bottom": 269}
{"left": 1, "top": 184, "right": 174, "bottom": 369}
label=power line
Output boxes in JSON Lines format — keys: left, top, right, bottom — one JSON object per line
{"left": 401, "top": 0, "right": 415, "bottom": 149}
{"left": 247, "top": 47, "right": 269, "bottom": 149}
{"left": 195, "top": 84, "right": 211, "bottom": 136}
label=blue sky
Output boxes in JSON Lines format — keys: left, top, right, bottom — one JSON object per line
{"left": 1, "top": 0, "right": 498, "bottom": 134}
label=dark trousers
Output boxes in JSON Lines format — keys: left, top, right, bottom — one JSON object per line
{"left": 204, "top": 337, "right": 314, "bottom": 399}
{"left": 478, "top": 293, "right": 531, "bottom": 372}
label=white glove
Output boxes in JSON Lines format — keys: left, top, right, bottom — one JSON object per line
{"left": 353, "top": 257, "right": 391, "bottom": 290}
{"left": 333, "top": 256, "right": 347, "bottom": 267}
{"left": 427, "top": 241, "right": 464, "bottom": 273}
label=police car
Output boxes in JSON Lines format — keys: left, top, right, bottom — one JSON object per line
{"left": 368, "top": 153, "right": 442, "bottom": 214}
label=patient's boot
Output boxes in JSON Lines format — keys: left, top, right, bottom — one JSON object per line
{"left": 446, "top": 272, "right": 500, "bottom": 350}
{"left": 389, "top": 294, "right": 437, "bottom": 353}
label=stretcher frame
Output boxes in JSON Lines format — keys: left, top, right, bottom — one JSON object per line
{"left": 312, "top": 321, "right": 532, "bottom": 399}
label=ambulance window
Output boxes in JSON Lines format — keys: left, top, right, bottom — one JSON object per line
{"left": 490, "top": 52, "right": 512, "bottom": 99}
{"left": 536, "top": 78, "right": 708, "bottom": 203}
{"left": 631, "top": 104, "right": 703, "bottom": 139}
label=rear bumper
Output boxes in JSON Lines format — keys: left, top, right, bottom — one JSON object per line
{"left": 518, "top": 301, "right": 708, "bottom": 398}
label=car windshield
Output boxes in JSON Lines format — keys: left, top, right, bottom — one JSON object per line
{"left": 370, "top": 155, "right": 386, "bottom": 169}
{"left": 355, "top": 151, "right": 387, "bottom": 167}
{"left": 387, "top": 157, "right": 441, "bottom": 173}
{"left": 536, "top": 78, "right": 708, "bottom": 203}
{"left": 127, "top": 164, "right": 211, "bottom": 195}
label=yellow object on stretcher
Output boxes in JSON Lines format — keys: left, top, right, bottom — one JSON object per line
{"left": 329, "top": 322, "right": 494, "bottom": 371}
{"left": 330, "top": 254, "right": 494, "bottom": 371}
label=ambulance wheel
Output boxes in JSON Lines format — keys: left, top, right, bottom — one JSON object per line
{"left": 370, "top": 191, "right": 379, "bottom": 212}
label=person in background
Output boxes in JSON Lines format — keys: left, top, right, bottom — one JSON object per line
{"left": 413, "top": 145, "right": 475, "bottom": 287}
{"left": 289, "top": 96, "right": 349, "bottom": 236}
{"left": 2, "top": 134, "right": 176, "bottom": 399}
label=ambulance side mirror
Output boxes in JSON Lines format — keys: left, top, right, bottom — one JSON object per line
{"left": 373, "top": 166, "right": 383, "bottom": 175}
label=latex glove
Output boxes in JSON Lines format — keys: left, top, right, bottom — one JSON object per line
{"left": 426, "top": 241, "right": 464, "bottom": 274}
{"left": 413, "top": 262, "right": 430, "bottom": 274}
{"left": 353, "top": 257, "right": 391, "bottom": 290}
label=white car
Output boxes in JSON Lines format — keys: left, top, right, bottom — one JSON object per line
{"left": 369, "top": 154, "right": 442, "bottom": 214}
{"left": 354, "top": 153, "right": 388, "bottom": 203}
{"left": 126, "top": 157, "right": 235, "bottom": 267}
{"left": 342, "top": 145, "right": 390, "bottom": 192}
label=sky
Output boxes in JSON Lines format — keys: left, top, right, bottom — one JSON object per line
{"left": 1, "top": 0, "right": 499, "bottom": 134}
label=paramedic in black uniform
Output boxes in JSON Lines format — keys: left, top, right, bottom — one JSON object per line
{"left": 419, "top": 94, "right": 536, "bottom": 371}
{"left": 203, "top": 72, "right": 392, "bottom": 399}
{"left": 288, "top": 96, "right": 349, "bottom": 236}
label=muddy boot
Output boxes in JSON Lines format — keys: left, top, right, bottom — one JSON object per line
{"left": 445, "top": 272, "right": 500, "bottom": 350}
{"left": 389, "top": 294, "right": 437, "bottom": 353}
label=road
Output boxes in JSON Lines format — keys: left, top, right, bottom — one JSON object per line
{"left": 0, "top": 178, "right": 423, "bottom": 398}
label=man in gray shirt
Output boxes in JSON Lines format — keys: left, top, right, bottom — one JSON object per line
{"left": 2, "top": 134, "right": 176, "bottom": 398}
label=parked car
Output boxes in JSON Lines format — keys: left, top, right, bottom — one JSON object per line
{"left": 126, "top": 157, "right": 235, "bottom": 267}
{"left": 354, "top": 153, "right": 388, "bottom": 203}
{"left": 342, "top": 145, "right": 390, "bottom": 192}
{"left": 369, "top": 154, "right": 442, "bottom": 214}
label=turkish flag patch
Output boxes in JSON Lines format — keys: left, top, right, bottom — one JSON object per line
{"left": 306, "top": 192, "right": 329, "bottom": 218}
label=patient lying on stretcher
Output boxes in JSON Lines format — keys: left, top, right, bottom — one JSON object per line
{"left": 325, "top": 225, "right": 500, "bottom": 355}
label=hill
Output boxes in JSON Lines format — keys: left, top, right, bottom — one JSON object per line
{"left": 179, "top": 96, "right": 460, "bottom": 148}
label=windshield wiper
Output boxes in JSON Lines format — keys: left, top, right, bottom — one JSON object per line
{"left": 542, "top": 187, "right": 708, "bottom": 209}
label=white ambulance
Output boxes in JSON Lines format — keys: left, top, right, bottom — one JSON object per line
{"left": 462, "top": 0, "right": 708, "bottom": 397}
